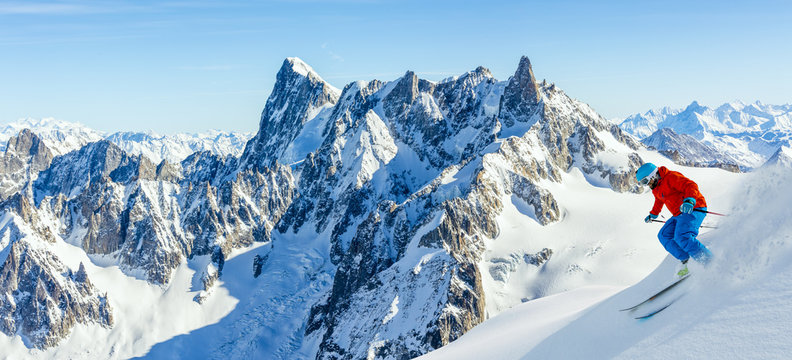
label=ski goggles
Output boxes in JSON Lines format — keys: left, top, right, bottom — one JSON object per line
{"left": 639, "top": 174, "right": 657, "bottom": 186}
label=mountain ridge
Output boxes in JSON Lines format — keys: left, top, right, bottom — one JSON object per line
{"left": 2, "top": 56, "right": 657, "bottom": 358}
{"left": 0, "top": 117, "right": 253, "bottom": 164}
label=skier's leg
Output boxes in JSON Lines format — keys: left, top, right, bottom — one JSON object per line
{"left": 673, "top": 209, "right": 710, "bottom": 263}
{"left": 657, "top": 217, "right": 689, "bottom": 261}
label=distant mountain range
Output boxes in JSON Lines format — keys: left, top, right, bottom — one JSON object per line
{"left": 618, "top": 101, "right": 792, "bottom": 169}
{"left": 0, "top": 118, "right": 252, "bottom": 163}
{"left": 639, "top": 128, "right": 740, "bottom": 172}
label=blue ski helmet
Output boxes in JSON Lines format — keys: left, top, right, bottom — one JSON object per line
{"left": 635, "top": 163, "right": 658, "bottom": 183}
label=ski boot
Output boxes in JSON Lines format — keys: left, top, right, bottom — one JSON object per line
{"left": 676, "top": 260, "right": 689, "bottom": 278}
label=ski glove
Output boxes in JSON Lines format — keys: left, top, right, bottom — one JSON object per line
{"left": 680, "top": 197, "right": 696, "bottom": 214}
{"left": 644, "top": 214, "right": 658, "bottom": 223}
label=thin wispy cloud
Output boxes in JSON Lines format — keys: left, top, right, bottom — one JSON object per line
{"left": 321, "top": 42, "right": 344, "bottom": 62}
{"left": 0, "top": 3, "right": 96, "bottom": 15}
{"left": 0, "top": 1, "right": 243, "bottom": 16}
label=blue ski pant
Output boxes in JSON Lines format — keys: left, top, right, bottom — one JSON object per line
{"left": 658, "top": 208, "right": 708, "bottom": 262}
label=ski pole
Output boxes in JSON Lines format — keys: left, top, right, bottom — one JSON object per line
{"left": 651, "top": 219, "right": 718, "bottom": 229}
{"left": 694, "top": 209, "right": 727, "bottom": 216}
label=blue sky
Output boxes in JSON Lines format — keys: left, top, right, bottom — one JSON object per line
{"left": 1, "top": 0, "right": 790, "bottom": 134}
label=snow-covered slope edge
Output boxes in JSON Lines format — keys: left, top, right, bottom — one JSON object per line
{"left": 421, "top": 165, "right": 791, "bottom": 359}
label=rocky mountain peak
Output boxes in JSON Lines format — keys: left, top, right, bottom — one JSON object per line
{"left": 275, "top": 57, "right": 339, "bottom": 97}
{"left": 3, "top": 129, "right": 54, "bottom": 171}
{"left": 683, "top": 100, "right": 706, "bottom": 113}
{"left": 763, "top": 145, "right": 792, "bottom": 168}
{"left": 498, "top": 56, "right": 543, "bottom": 127}
{"left": 6, "top": 129, "right": 44, "bottom": 156}
{"left": 33, "top": 140, "right": 138, "bottom": 200}
{"left": 239, "top": 58, "right": 341, "bottom": 170}
{"left": 387, "top": 71, "right": 421, "bottom": 104}
{"left": 473, "top": 65, "right": 492, "bottom": 77}
{"left": 0, "top": 130, "right": 55, "bottom": 201}
{"left": 510, "top": 56, "right": 540, "bottom": 103}
{"left": 284, "top": 57, "right": 322, "bottom": 82}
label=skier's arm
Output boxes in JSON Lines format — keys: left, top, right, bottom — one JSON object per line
{"left": 650, "top": 197, "right": 663, "bottom": 215}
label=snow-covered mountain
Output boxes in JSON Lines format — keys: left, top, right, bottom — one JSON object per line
{"left": 105, "top": 130, "right": 252, "bottom": 164}
{"left": 0, "top": 118, "right": 104, "bottom": 156}
{"left": 0, "top": 118, "right": 252, "bottom": 163}
{"left": 420, "top": 166, "right": 790, "bottom": 359}
{"left": 641, "top": 128, "right": 740, "bottom": 171}
{"left": 762, "top": 145, "right": 792, "bottom": 168}
{"left": 0, "top": 56, "right": 746, "bottom": 359}
{"left": 618, "top": 101, "right": 792, "bottom": 169}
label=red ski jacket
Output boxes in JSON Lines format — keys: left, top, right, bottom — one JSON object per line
{"left": 650, "top": 166, "right": 707, "bottom": 217}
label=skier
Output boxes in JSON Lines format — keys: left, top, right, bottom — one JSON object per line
{"left": 635, "top": 163, "right": 713, "bottom": 277}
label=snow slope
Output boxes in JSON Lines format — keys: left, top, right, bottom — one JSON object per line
{"left": 421, "top": 165, "right": 792, "bottom": 359}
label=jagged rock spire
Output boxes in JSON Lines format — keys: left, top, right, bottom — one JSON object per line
{"left": 509, "top": 56, "right": 540, "bottom": 104}
{"left": 499, "top": 56, "right": 543, "bottom": 127}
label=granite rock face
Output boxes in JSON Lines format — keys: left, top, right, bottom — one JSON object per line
{"left": 0, "top": 218, "right": 112, "bottom": 349}
{"left": 0, "top": 130, "right": 54, "bottom": 201}
{"left": 239, "top": 57, "right": 341, "bottom": 170}
{"left": 239, "top": 57, "right": 644, "bottom": 359}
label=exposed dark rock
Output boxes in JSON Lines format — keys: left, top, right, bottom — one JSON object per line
{"left": 0, "top": 233, "right": 112, "bottom": 349}
{"left": 499, "top": 56, "right": 542, "bottom": 127}
{"left": 0, "top": 129, "right": 54, "bottom": 200}
{"left": 525, "top": 248, "right": 553, "bottom": 266}
{"left": 253, "top": 254, "right": 267, "bottom": 278}
{"left": 239, "top": 58, "right": 340, "bottom": 171}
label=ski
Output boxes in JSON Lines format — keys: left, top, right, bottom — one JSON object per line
{"left": 634, "top": 300, "right": 676, "bottom": 320}
{"left": 619, "top": 275, "right": 690, "bottom": 312}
